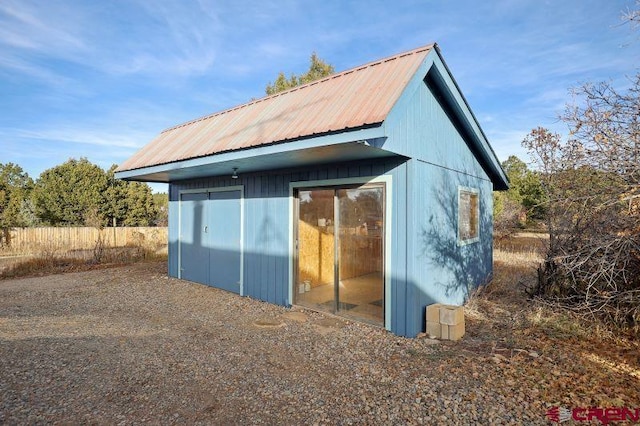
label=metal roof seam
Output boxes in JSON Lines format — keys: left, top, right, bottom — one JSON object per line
{"left": 159, "top": 44, "right": 435, "bottom": 135}
{"left": 117, "top": 44, "right": 435, "bottom": 172}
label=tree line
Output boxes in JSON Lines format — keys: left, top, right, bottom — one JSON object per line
{"left": 0, "top": 158, "right": 166, "bottom": 237}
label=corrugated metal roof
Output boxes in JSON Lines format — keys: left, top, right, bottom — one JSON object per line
{"left": 117, "top": 44, "right": 434, "bottom": 172}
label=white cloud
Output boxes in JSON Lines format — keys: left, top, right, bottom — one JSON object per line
{"left": 112, "top": 0, "right": 222, "bottom": 76}
{"left": 0, "top": 1, "right": 87, "bottom": 53}
{"left": 0, "top": 54, "right": 72, "bottom": 88}
{"left": 12, "top": 128, "right": 144, "bottom": 149}
{"left": 0, "top": 0, "right": 225, "bottom": 83}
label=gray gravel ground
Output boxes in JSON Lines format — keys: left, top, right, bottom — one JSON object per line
{"left": 0, "top": 262, "right": 549, "bottom": 425}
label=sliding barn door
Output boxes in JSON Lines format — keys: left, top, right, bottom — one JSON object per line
{"left": 179, "top": 192, "right": 210, "bottom": 284}
{"left": 179, "top": 189, "right": 242, "bottom": 294}
{"left": 208, "top": 190, "right": 242, "bottom": 294}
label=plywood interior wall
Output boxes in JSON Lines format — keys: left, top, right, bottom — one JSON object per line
{"left": 298, "top": 221, "right": 334, "bottom": 287}
{"left": 339, "top": 232, "right": 382, "bottom": 280}
{"left": 298, "top": 221, "right": 381, "bottom": 287}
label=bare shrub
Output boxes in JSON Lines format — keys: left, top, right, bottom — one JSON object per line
{"left": 145, "top": 228, "right": 165, "bottom": 253}
{"left": 92, "top": 233, "right": 106, "bottom": 264}
{"left": 624, "top": 0, "right": 640, "bottom": 28}
{"left": 0, "top": 228, "right": 11, "bottom": 249}
{"left": 37, "top": 237, "right": 64, "bottom": 260}
{"left": 85, "top": 207, "right": 106, "bottom": 264}
{"left": 524, "top": 75, "right": 640, "bottom": 334}
{"left": 128, "top": 231, "right": 146, "bottom": 258}
{"left": 493, "top": 193, "right": 524, "bottom": 239}
{"left": 0, "top": 256, "right": 85, "bottom": 279}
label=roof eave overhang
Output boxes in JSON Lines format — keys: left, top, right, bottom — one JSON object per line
{"left": 426, "top": 47, "right": 509, "bottom": 190}
{"left": 115, "top": 125, "right": 397, "bottom": 183}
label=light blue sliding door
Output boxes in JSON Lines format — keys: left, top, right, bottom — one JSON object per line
{"left": 179, "top": 189, "right": 242, "bottom": 294}
{"left": 209, "top": 190, "right": 242, "bottom": 294}
{"left": 179, "top": 192, "right": 209, "bottom": 284}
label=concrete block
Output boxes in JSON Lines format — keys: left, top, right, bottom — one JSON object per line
{"left": 426, "top": 321, "right": 441, "bottom": 339}
{"left": 439, "top": 305, "right": 464, "bottom": 325}
{"left": 426, "top": 303, "right": 442, "bottom": 323}
{"left": 447, "top": 321, "right": 465, "bottom": 341}
{"left": 440, "top": 324, "right": 449, "bottom": 340}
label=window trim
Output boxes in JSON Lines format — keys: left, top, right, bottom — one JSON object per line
{"left": 457, "top": 186, "right": 480, "bottom": 246}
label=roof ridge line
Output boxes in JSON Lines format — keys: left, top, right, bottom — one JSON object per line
{"left": 160, "top": 43, "right": 436, "bottom": 134}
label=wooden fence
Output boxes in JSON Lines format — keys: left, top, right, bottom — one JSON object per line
{"left": 0, "top": 227, "right": 168, "bottom": 255}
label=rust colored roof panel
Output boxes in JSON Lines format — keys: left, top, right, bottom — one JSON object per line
{"left": 117, "top": 44, "right": 434, "bottom": 172}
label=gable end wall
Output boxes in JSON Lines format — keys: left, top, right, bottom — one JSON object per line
{"left": 383, "top": 58, "right": 494, "bottom": 337}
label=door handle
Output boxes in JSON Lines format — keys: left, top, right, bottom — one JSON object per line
{"left": 204, "top": 226, "right": 208, "bottom": 233}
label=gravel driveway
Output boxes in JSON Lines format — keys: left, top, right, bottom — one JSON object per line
{"left": 1, "top": 262, "right": 557, "bottom": 424}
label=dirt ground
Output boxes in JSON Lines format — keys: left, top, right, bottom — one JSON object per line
{"left": 0, "top": 258, "right": 638, "bottom": 425}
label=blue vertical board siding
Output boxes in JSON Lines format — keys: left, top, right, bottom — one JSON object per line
{"left": 167, "top": 186, "right": 179, "bottom": 278}
{"left": 275, "top": 173, "right": 288, "bottom": 305}
{"left": 244, "top": 175, "right": 255, "bottom": 297}
{"left": 266, "top": 174, "right": 276, "bottom": 303}
{"left": 258, "top": 175, "right": 268, "bottom": 301}
{"left": 381, "top": 55, "right": 495, "bottom": 337}
{"left": 406, "top": 161, "right": 493, "bottom": 336}
{"left": 168, "top": 158, "right": 407, "bottom": 314}
{"left": 385, "top": 78, "right": 487, "bottom": 179}
{"left": 390, "top": 160, "right": 408, "bottom": 336}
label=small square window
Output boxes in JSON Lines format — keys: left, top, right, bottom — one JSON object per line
{"left": 458, "top": 187, "right": 479, "bottom": 244}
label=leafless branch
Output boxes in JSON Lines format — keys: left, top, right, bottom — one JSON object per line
{"left": 523, "top": 75, "right": 640, "bottom": 334}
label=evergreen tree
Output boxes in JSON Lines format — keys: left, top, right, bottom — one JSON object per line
{"left": 0, "top": 163, "right": 33, "bottom": 229}
{"left": 122, "top": 182, "right": 157, "bottom": 226}
{"left": 32, "top": 158, "right": 109, "bottom": 226}
{"left": 104, "top": 165, "right": 158, "bottom": 227}
{"left": 501, "top": 155, "right": 545, "bottom": 220}
{"left": 152, "top": 193, "right": 168, "bottom": 226}
{"left": 265, "top": 52, "right": 335, "bottom": 95}
{"left": 1, "top": 159, "right": 160, "bottom": 229}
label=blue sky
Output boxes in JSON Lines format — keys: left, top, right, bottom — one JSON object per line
{"left": 1, "top": 0, "right": 638, "bottom": 193}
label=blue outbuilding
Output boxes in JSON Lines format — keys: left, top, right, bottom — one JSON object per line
{"left": 116, "top": 44, "right": 508, "bottom": 337}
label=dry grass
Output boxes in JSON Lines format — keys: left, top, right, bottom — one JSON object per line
{"left": 0, "top": 257, "right": 88, "bottom": 279}
{"left": 469, "top": 232, "right": 633, "bottom": 343}
{"left": 526, "top": 305, "right": 600, "bottom": 340}
{"left": 496, "top": 232, "right": 639, "bottom": 340}
{"left": 0, "top": 246, "right": 167, "bottom": 280}
{"left": 466, "top": 233, "right": 544, "bottom": 310}
{"left": 494, "top": 232, "right": 547, "bottom": 261}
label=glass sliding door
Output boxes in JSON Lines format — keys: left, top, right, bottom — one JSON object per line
{"left": 295, "top": 184, "right": 385, "bottom": 326}
{"left": 337, "top": 186, "right": 384, "bottom": 325}
{"left": 295, "top": 189, "right": 336, "bottom": 311}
